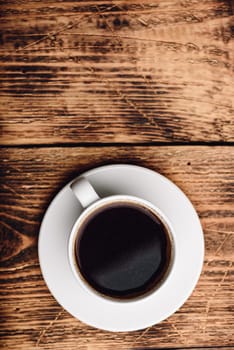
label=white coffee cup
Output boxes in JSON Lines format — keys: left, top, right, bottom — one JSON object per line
{"left": 68, "top": 177, "right": 175, "bottom": 302}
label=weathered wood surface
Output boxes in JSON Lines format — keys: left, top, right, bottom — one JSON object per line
{"left": 0, "top": 0, "right": 234, "bottom": 145}
{"left": 1, "top": 146, "right": 233, "bottom": 349}
{"left": 1, "top": 0, "right": 233, "bottom": 349}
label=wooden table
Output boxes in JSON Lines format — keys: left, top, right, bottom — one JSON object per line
{"left": 1, "top": 1, "right": 233, "bottom": 349}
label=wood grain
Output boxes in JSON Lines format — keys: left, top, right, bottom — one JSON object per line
{"left": 1, "top": 146, "right": 233, "bottom": 349}
{"left": 0, "top": 0, "right": 234, "bottom": 145}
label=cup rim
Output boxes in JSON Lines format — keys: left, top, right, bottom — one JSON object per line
{"left": 68, "top": 194, "right": 175, "bottom": 304}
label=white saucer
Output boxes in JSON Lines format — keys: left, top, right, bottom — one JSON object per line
{"left": 38, "top": 164, "right": 204, "bottom": 332}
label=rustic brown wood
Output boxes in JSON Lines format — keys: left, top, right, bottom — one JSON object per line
{"left": 1, "top": 0, "right": 233, "bottom": 349}
{"left": 1, "top": 146, "right": 233, "bottom": 349}
{"left": 0, "top": 0, "right": 234, "bottom": 145}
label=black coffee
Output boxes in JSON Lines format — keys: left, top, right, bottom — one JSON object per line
{"left": 75, "top": 202, "right": 172, "bottom": 299}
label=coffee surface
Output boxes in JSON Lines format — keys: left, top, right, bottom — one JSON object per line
{"left": 75, "top": 203, "right": 171, "bottom": 299}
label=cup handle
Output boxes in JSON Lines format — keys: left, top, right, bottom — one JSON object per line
{"left": 70, "top": 177, "right": 100, "bottom": 208}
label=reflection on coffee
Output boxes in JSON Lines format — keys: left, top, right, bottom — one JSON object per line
{"left": 75, "top": 202, "right": 172, "bottom": 299}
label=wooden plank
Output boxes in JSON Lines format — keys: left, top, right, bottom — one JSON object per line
{"left": 0, "top": 146, "right": 233, "bottom": 349}
{"left": 0, "top": 0, "right": 233, "bottom": 145}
